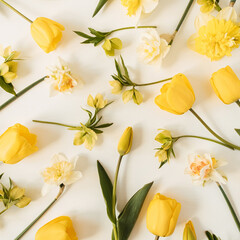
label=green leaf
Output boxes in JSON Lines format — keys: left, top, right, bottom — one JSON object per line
{"left": 0, "top": 173, "right": 4, "bottom": 180}
{"left": 97, "top": 161, "right": 115, "bottom": 223}
{"left": 93, "top": 0, "right": 108, "bottom": 17}
{"left": 235, "top": 129, "right": 240, "bottom": 136}
{"left": 95, "top": 123, "right": 113, "bottom": 128}
{"left": 120, "top": 55, "right": 129, "bottom": 78}
{"left": 205, "top": 231, "right": 214, "bottom": 240}
{"left": 159, "top": 159, "right": 167, "bottom": 169}
{"left": 0, "top": 76, "right": 16, "bottom": 95}
{"left": 92, "top": 128, "right": 103, "bottom": 134}
{"left": 73, "top": 31, "right": 92, "bottom": 39}
{"left": 117, "top": 182, "right": 154, "bottom": 240}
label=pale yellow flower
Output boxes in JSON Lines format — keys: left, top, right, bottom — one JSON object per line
{"left": 185, "top": 153, "right": 227, "bottom": 185}
{"left": 73, "top": 124, "right": 98, "bottom": 150}
{"left": 122, "top": 88, "right": 143, "bottom": 105}
{"left": 0, "top": 45, "right": 20, "bottom": 62}
{"left": 188, "top": 7, "right": 240, "bottom": 61}
{"left": 109, "top": 80, "right": 122, "bottom": 94}
{"left": 47, "top": 57, "right": 78, "bottom": 95}
{"left": 102, "top": 38, "right": 122, "bottom": 56}
{"left": 138, "top": 29, "right": 170, "bottom": 64}
{"left": 121, "top": 0, "right": 159, "bottom": 20}
{"left": 197, "top": 0, "right": 217, "bottom": 13}
{"left": 0, "top": 61, "right": 18, "bottom": 83}
{"left": 87, "top": 94, "right": 108, "bottom": 109}
{"left": 42, "top": 153, "right": 82, "bottom": 195}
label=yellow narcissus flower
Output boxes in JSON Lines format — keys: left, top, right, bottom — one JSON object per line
{"left": 74, "top": 124, "right": 98, "bottom": 150}
{"left": 155, "top": 74, "right": 195, "bottom": 115}
{"left": 118, "top": 127, "right": 133, "bottom": 156}
{"left": 210, "top": 66, "right": 240, "bottom": 104}
{"left": 183, "top": 221, "right": 197, "bottom": 240}
{"left": 146, "top": 193, "right": 181, "bottom": 237}
{"left": 42, "top": 153, "right": 82, "bottom": 195}
{"left": 109, "top": 80, "right": 122, "bottom": 94}
{"left": 35, "top": 216, "right": 78, "bottom": 240}
{"left": 121, "top": 0, "right": 159, "bottom": 19}
{"left": 122, "top": 88, "right": 143, "bottom": 105}
{"left": 138, "top": 29, "right": 170, "bottom": 64}
{"left": 31, "top": 17, "right": 65, "bottom": 53}
{"left": 0, "top": 123, "right": 38, "bottom": 164}
{"left": 46, "top": 57, "right": 78, "bottom": 96}
{"left": 185, "top": 153, "right": 227, "bottom": 185}
{"left": 87, "top": 94, "right": 108, "bottom": 109}
{"left": 197, "top": 0, "right": 217, "bottom": 13}
{"left": 189, "top": 7, "right": 240, "bottom": 61}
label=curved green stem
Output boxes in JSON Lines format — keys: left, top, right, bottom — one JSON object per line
{"left": 33, "top": 120, "right": 78, "bottom": 129}
{"left": 215, "top": 2, "right": 222, "bottom": 11}
{"left": 169, "top": 0, "right": 195, "bottom": 45}
{"left": 112, "top": 155, "right": 123, "bottom": 240}
{"left": 0, "top": 77, "right": 45, "bottom": 111}
{"left": 190, "top": 108, "right": 240, "bottom": 150}
{"left": 110, "top": 26, "right": 157, "bottom": 34}
{"left": 0, "top": 0, "right": 32, "bottom": 23}
{"left": 236, "top": 100, "right": 240, "bottom": 107}
{"left": 0, "top": 208, "right": 8, "bottom": 215}
{"left": 134, "top": 78, "right": 172, "bottom": 87}
{"left": 155, "top": 236, "right": 160, "bottom": 240}
{"left": 14, "top": 184, "right": 65, "bottom": 240}
{"left": 175, "top": 135, "right": 234, "bottom": 150}
{"left": 217, "top": 182, "right": 240, "bottom": 232}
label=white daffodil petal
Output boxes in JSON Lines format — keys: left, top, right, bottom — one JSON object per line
{"left": 41, "top": 183, "right": 54, "bottom": 196}
{"left": 66, "top": 171, "right": 83, "bottom": 185}
{"left": 51, "top": 153, "right": 69, "bottom": 164}
{"left": 210, "top": 170, "right": 227, "bottom": 184}
{"left": 216, "top": 6, "right": 237, "bottom": 22}
{"left": 195, "top": 12, "right": 213, "bottom": 30}
{"left": 141, "top": 0, "right": 159, "bottom": 13}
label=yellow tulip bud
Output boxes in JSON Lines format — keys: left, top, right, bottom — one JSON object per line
{"left": 35, "top": 216, "right": 78, "bottom": 240}
{"left": 0, "top": 123, "right": 38, "bottom": 164}
{"left": 118, "top": 127, "right": 133, "bottom": 156}
{"left": 210, "top": 66, "right": 240, "bottom": 104}
{"left": 31, "top": 17, "right": 65, "bottom": 53}
{"left": 183, "top": 221, "right": 197, "bottom": 240}
{"left": 155, "top": 74, "right": 195, "bottom": 115}
{"left": 146, "top": 193, "right": 181, "bottom": 237}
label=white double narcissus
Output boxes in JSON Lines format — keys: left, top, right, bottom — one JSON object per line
{"left": 121, "top": 0, "right": 159, "bottom": 20}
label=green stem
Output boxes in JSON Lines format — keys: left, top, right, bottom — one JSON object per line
{"left": 0, "top": 0, "right": 32, "bottom": 23}
{"left": 14, "top": 184, "right": 65, "bottom": 240}
{"left": 190, "top": 108, "right": 240, "bottom": 150}
{"left": 110, "top": 26, "right": 157, "bottom": 34}
{"left": 0, "top": 77, "right": 45, "bottom": 111}
{"left": 230, "top": 0, "right": 237, "bottom": 7}
{"left": 215, "top": 2, "right": 222, "bottom": 11}
{"left": 33, "top": 120, "right": 79, "bottom": 129}
{"left": 175, "top": 135, "right": 234, "bottom": 150}
{"left": 236, "top": 100, "right": 240, "bottom": 107}
{"left": 155, "top": 236, "right": 160, "bottom": 240}
{"left": 112, "top": 155, "right": 123, "bottom": 240}
{"left": 0, "top": 208, "right": 8, "bottom": 215}
{"left": 134, "top": 78, "right": 172, "bottom": 87}
{"left": 169, "top": 0, "right": 195, "bottom": 45}
{"left": 217, "top": 182, "right": 240, "bottom": 232}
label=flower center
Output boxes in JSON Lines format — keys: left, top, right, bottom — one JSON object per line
{"left": 121, "top": 0, "right": 141, "bottom": 16}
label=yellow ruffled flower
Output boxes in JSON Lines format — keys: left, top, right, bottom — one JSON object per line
{"left": 0, "top": 123, "right": 38, "bottom": 164}
{"left": 35, "top": 216, "right": 78, "bottom": 240}
{"left": 210, "top": 66, "right": 240, "bottom": 104}
{"left": 73, "top": 124, "right": 98, "bottom": 150}
{"left": 109, "top": 80, "right": 122, "bottom": 94}
{"left": 146, "top": 193, "right": 181, "bottom": 237}
{"left": 31, "top": 17, "right": 65, "bottom": 53}
{"left": 118, "top": 127, "right": 133, "bottom": 156}
{"left": 155, "top": 74, "right": 195, "bottom": 115}
{"left": 183, "top": 221, "right": 197, "bottom": 240}
{"left": 197, "top": 0, "right": 217, "bottom": 13}
{"left": 189, "top": 7, "right": 240, "bottom": 61}
{"left": 87, "top": 94, "right": 108, "bottom": 109}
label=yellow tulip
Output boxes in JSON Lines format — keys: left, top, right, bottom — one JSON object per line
{"left": 31, "top": 17, "right": 65, "bottom": 53}
{"left": 118, "top": 127, "right": 133, "bottom": 156}
{"left": 183, "top": 221, "right": 197, "bottom": 240}
{"left": 0, "top": 123, "right": 38, "bottom": 164}
{"left": 35, "top": 216, "right": 78, "bottom": 240}
{"left": 155, "top": 73, "right": 195, "bottom": 115}
{"left": 210, "top": 66, "right": 240, "bottom": 104}
{"left": 146, "top": 193, "right": 181, "bottom": 237}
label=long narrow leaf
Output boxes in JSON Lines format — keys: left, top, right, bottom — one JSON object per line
{"left": 117, "top": 182, "right": 154, "bottom": 240}
{"left": 93, "top": 0, "right": 108, "bottom": 17}
{"left": 97, "top": 161, "right": 115, "bottom": 223}
{"left": 235, "top": 128, "right": 240, "bottom": 136}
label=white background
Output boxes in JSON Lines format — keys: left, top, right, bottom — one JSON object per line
{"left": 0, "top": 0, "right": 240, "bottom": 239}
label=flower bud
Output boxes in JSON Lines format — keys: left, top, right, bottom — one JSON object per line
{"left": 118, "top": 127, "right": 133, "bottom": 156}
{"left": 183, "top": 221, "right": 197, "bottom": 240}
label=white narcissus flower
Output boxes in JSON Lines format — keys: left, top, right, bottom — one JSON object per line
{"left": 138, "top": 29, "right": 170, "bottom": 64}
{"left": 185, "top": 153, "right": 227, "bottom": 185}
{"left": 41, "top": 153, "right": 82, "bottom": 195}
{"left": 121, "top": 0, "right": 159, "bottom": 20}
{"left": 46, "top": 57, "right": 79, "bottom": 96}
